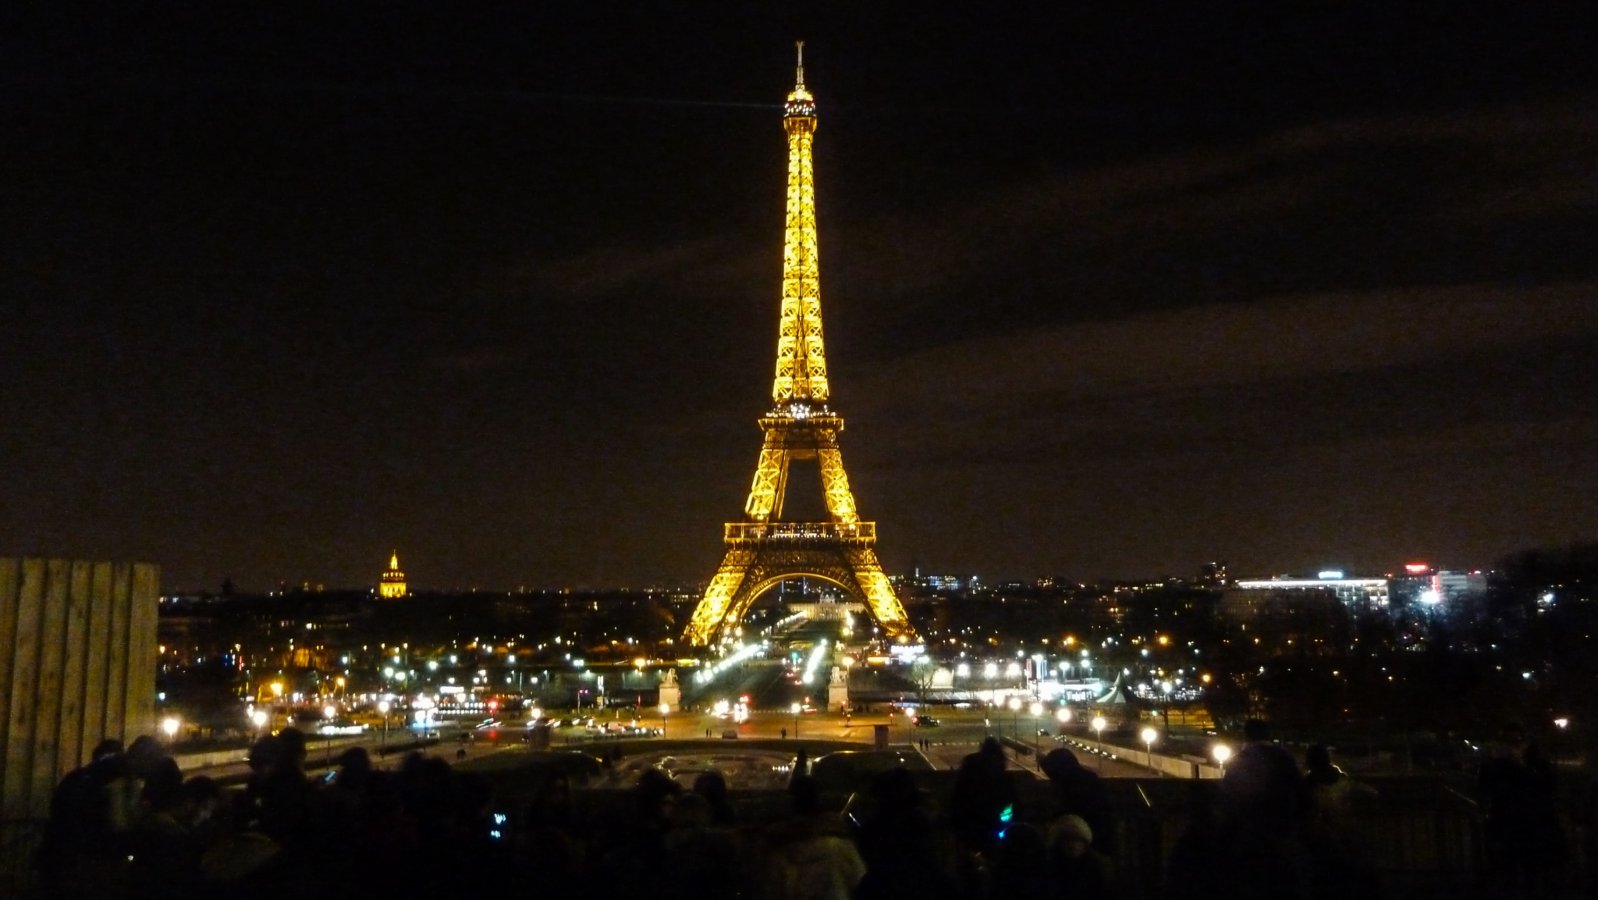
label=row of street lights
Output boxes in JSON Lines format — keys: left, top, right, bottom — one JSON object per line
{"left": 1081, "top": 714, "right": 1235, "bottom": 775}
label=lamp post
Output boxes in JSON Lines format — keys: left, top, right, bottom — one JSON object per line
{"left": 1212, "top": 743, "right": 1232, "bottom": 776}
{"left": 251, "top": 708, "right": 268, "bottom": 738}
{"left": 324, "top": 704, "right": 337, "bottom": 768}
{"left": 791, "top": 702, "right": 801, "bottom": 740}
{"left": 378, "top": 700, "right": 391, "bottom": 749}
{"left": 269, "top": 681, "right": 284, "bottom": 731}
{"left": 1055, "top": 707, "right": 1072, "bottom": 730}
{"left": 1091, "top": 715, "right": 1107, "bottom": 771}
{"left": 1029, "top": 701, "right": 1044, "bottom": 754}
{"left": 1008, "top": 696, "right": 1022, "bottom": 739}
{"left": 160, "top": 716, "right": 180, "bottom": 747}
{"left": 1141, "top": 726, "right": 1158, "bottom": 774}
{"left": 659, "top": 702, "right": 670, "bottom": 738}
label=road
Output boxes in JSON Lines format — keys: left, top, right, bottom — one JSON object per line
{"left": 466, "top": 705, "right": 1161, "bottom": 779}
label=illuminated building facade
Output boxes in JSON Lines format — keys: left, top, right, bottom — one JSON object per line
{"left": 379, "top": 551, "right": 407, "bottom": 599}
{"left": 1220, "top": 576, "right": 1359, "bottom": 656}
{"left": 682, "top": 44, "right": 914, "bottom": 647}
{"left": 1388, "top": 562, "right": 1486, "bottom": 608}
{"left": 1232, "top": 572, "right": 1391, "bottom": 612}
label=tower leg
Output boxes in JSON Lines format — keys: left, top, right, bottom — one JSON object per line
{"left": 846, "top": 547, "right": 913, "bottom": 639}
{"left": 684, "top": 548, "right": 756, "bottom": 646}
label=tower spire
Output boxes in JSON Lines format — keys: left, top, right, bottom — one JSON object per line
{"left": 775, "top": 38, "right": 825, "bottom": 405}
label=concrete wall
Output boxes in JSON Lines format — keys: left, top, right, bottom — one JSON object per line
{"left": 1074, "top": 734, "right": 1227, "bottom": 779}
{"left": 0, "top": 558, "right": 159, "bottom": 820}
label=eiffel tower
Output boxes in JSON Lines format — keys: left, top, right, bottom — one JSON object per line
{"left": 682, "top": 44, "right": 916, "bottom": 648}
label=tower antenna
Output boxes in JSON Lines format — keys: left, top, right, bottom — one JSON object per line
{"left": 795, "top": 40, "right": 805, "bottom": 88}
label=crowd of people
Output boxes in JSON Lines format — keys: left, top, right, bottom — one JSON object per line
{"left": 27, "top": 720, "right": 1591, "bottom": 900}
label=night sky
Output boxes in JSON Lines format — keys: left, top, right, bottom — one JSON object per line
{"left": 4, "top": 5, "right": 1596, "bottom": 592}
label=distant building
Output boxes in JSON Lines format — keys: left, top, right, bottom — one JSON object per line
{"left": 1220, "top": 577, "right": 1359, "bottom": 656}
{"left": 379, "top": 551, "right": 407, "bottom": 599}
{"left": 1232, "top": 572, "right": 1390, "bottom": 612}
{"left": 1196, "top": 561, "right": 1229, "bottom": 588}
{"left": 1388, "top": 562, "right": 1486, "bottom": 608}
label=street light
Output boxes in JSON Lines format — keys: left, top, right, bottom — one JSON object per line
{"left": 791, "top": 702, "right": 802, "bottom": 739}
{"left": 1212, "top": 742, "right": 1232, "bottom": 775}
{"left": 1091, "top": 715, "right": 1107, "bottom": 771}
{"left": 658, "top": 702, "right": 669, "bottom": 738}
{"left": 1008, "top": 696, "right": 1022, "bottom": 738}
{"left": 1140, "top": 726, "right": 1158, "bottom": 773}
{"left": 378, "top": 700, "right": 391, "bottom": 749}
{"left": 250, "top": 708, "right": 268, "bottom": 736}
{"left": 160, "top": 716, "right": 180, "bottom": 746}
{"left": 1055, "top": 707, "right": 1072, "bottom": 728}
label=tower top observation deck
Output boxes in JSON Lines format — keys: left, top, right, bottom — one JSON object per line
{"left": 784, "top": 40, "right": 815, "bottom": 118}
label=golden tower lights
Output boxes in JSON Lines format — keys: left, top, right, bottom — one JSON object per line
{"left": 683, "top": 43, "right": 916, "bottom": 647}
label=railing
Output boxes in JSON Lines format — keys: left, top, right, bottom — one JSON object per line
{"left": 724, "top": 521, "right": 876, "bottom": 541}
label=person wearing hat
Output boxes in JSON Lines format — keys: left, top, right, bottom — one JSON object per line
{"left": 1040, "top": 747, "right": 1114, "bottom": 854}
{"left": 1049, "top": 813, "right": 1113, "bottom": 900}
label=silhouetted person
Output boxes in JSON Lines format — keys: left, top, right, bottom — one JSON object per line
{"left": 593, "top": 767, "right": 682, "bottom": 898}
{"left": 36, "top": 738, "right": 126, "bottom": 895}
{"left": 1048, "top": 814, "right": 1114, "bottom": 900}
{"left": 856, "top": 768, "right": 950, "bottom": 900}
{"left": 246, "top": 727, "right": 314, "bottom": 849}
{"left": 993, "top": 821, "right": 1054, "bottom": 899}
{"left": 521, "top": 772, "right": 583, "bottom": 896}
{"left": 1301, "top": 744, "right": 1376, "bottom": 841}
{"left": 1299, "top": 744, "right": 1380, "bottom": 897}
{"left": 127, "top": 756, "right": 195, "bottom": 899}
{"left": 1573, "top": 748, "right": 1598, "bottom": 898}
{"left": 949, "top": 737, "right": 1015, "bottom": 898}
{"left": 693, "top": 769, "right": 738, "bottom": 826}
{"left": 1215, "top": 720, "right": 1314, "bottom": 899}
{"left": 765, "top": 774, "right": 865, "bottom": 900}
{"left": 951, "top": 737, "right": 1015, "bottom": 853}
{"left": 1479, "top": 723, "right": 1569, "bottom": 898}
{"left": 1165, "top": 782, "right": 1228, "bottom": 900}
{"left": 665, "top": 790, "right": 745, "bottom": 900}
{"left": 1223, "top": 719, "right": 1301, "bottom": 831}
{"left": 1041, "top": 747, "right": 1115, "bottom": 855}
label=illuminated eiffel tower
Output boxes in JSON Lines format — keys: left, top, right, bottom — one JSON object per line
{"left": 683, "top": 44, "right": 916, "bottom": 648}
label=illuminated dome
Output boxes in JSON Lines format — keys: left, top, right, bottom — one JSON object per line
{"left": 379, "top": 551, "right": 407, "bottom": 599}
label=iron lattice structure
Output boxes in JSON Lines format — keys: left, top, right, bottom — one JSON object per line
{"left": 683, "top": 45, "right": 916, "bottom": 647}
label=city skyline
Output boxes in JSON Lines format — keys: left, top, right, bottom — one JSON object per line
{"left": 170, "top": 547, "right": 1497, "bottom": 597}
{"left": 5, "top": 6, "right": 1596, "bottom": 592}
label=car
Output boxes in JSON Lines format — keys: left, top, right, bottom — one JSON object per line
{"left": 913, "top": 715, "right": 940, "bottom": 727}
